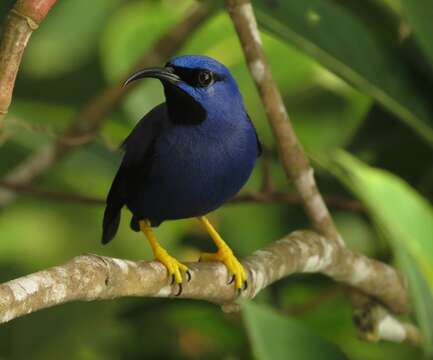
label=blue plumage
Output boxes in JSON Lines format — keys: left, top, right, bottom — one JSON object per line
{"left": 102, "top": 55, "right": 261, "bottom": 243}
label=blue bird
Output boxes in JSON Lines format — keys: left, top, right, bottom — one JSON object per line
{"left": 102, "top": 55, "right": 261, "bottom": 294}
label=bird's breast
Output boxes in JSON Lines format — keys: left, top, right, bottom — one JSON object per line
{"left": 136, "top": 119, "right": 257, "bottom": 220}
{"left": 156, "top": 120, "right": 256, "bottom": 178}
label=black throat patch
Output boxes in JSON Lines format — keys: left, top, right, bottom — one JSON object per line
{"left": 163, "top": 84, "right": 207, "bottom": 126}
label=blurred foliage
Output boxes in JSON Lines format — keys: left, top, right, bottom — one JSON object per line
{"left": 326, "top": 150, "right": 433, "bottom": 354}
{"left": 243, "top": 301, "right": 347, "bottom": 359}
{"left": 253, "top": 0, "right": 433, "bottom": 146}
{"left": 0, "top": 0, "right": 432, "bottom": 359}
{"left": 401, "top": 0, "right": 433, "bottom": 69}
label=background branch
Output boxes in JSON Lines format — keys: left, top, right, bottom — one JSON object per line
{"left": 0, "top": 180, "right": 106, "bottom": 205}
{"left": 231, "top": 190, "right": 365, "bottom": 212}
{"left": 0, "top": 3, "right": 213, "bottom": 207}
{"left": 0, "top": 180, "right": 365, "bottom": 212}
{"left": 0, "top": 0, "right": 57, "bottom": 125}
{"left": 226, "top": 0, "right": 342, "bottom": 245}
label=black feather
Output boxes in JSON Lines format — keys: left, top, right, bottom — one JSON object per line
{"left": 102, "top": 171, "right": 124, "bottom": 244}
{"left": 102, "top": 203, "right": 122, "bottom": 244}
{"left": 101, "top": 104, "right": 166, "bottom": 243}
{"left": 121, "top": 103, "right": 166, "bottom": 168}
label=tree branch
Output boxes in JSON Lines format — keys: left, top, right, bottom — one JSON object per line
{"left": 0, "top": 180, "right": 365, "bottom": 212}
{"left": 351, "top": 293, "right": 422, "bottom": 346}
{"left": 366, "top": 308, "right": 421, "bottom": 346}
{"left": 0, "top": 3, "right": 214, "bottom": 207}
{"left": 0, "top": 0, "right": 57, "bottom": 125}
{"left": 0, "top": 230, "right": 409, "bottom": 324}
{"left": 225, "top": 0, "right": 342, "bottom": 245}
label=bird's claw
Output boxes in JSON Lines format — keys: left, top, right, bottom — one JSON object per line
{"left": 228, "top": 274, "right": 235, "bottom": 285}
{"left": 200, "top": 247, "right": 247, "bottom": 292}
{"left": 230, "top": 275, "right": 248, "bottom": 298}
{"left": 175, "top": 283, "right": 183, "bottom": 297}
{"left": 173, "top": 271, "right": 192, "bottom": 297}
{"left": 154, "top": 248, "right": 189, "bottom": 296}
{"left": 171, "top": 270, "right": 192, "bottom": 286}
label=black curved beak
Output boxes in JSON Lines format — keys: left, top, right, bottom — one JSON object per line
{"left": 123, "top": 67, "right": 181, "bottom": 87}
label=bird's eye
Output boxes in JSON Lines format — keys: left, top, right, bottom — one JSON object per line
{"left": 197, "top": 70, "right": 214, "bottom": 87}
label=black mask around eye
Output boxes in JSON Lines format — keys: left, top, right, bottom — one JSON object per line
{"left": 168, "top": 65, "right": 223, "bottom": 88}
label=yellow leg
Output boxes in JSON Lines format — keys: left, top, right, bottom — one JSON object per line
{"left": 197, "top": 216, "right": 247, "bottom": 290}
{"left": 139, "top": 219, "right": 189, "bottom": 293}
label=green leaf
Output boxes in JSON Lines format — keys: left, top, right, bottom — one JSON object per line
{"left": 401, "top": 0, "right": 433, "bottom": 68}
{"left": 399, "top": 250, "right": 433, "bottom": 355}
{"left": 253, "top": 0, "right": 433, "bottom": 146}
{"left": 243, "top": 302, "right": 348, "bottom": 360}
{"left": 328, "top": 151, "right": 433, "bottom": 354}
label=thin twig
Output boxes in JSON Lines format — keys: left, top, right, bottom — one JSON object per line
{"left": 0, "top": 230, "right": 410, "bottom": 323}
{"left": 0, "top": 180, "right": 365, "bottom": 212}
{"left": 231, "top": 190, "right": 365, "bottom": 212}
{"left": 3, "top": 115, "right": 122, "bottom": 150}
{"left": 0, "top": 181, "right": 105, "bottom": 205}
{"left": 0, "top": 0, "right": 58, "bottom": 126}
{"left": 0, "top": 3, "right": 214, "bottom": 207}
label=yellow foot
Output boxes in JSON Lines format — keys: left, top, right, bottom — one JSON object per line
{"left": 139, "top": 219, "right": 190, "bottom": 296}
{"left": 200, "top": 247, "right": 247, "bottom": 291}
{"left": 154, "top": 248, "right": 190, "bottom": 296}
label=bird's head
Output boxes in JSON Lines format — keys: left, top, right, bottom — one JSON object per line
{"left": 124, "top": 55, "right": 244, "bottom": 125}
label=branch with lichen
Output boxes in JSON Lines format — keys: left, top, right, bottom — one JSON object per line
{"left": 0, "top": 0, "right": 57, "bottom": 126}
{"left": 0, "top": 230, "right": 415, "bottom": 345}
{"left": 351, "top": 293, "right": 421, "bottom": 347}
{"left": 0, "top": 3, "right": 213, "bottom": 207}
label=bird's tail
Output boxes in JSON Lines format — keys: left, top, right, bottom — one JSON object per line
{"left": 102, "top": 172, "right": 124, "bottom": 244}
{"left": 102, "top": 203, "right": 122, "bottom": 244}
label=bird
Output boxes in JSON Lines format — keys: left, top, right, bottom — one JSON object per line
{"left": 102, "top": 55, "right": 261, "bottom": 295}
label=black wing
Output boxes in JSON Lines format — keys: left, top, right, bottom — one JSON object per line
{"left": 101, "top": 103, "right": 167, "bottom": 244}
{"left": 247, "top": 113, "right": 262, "bottom": 157}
